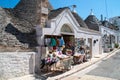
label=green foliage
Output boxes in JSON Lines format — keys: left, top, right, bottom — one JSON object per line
{"left": 114, "top": 43, "right": 119, "bottom": 48}
{"left": 108, "top": 45, "right": 112, "bottom": 48}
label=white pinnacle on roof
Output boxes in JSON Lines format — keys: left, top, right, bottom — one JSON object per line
{"left": 90, "top": 9, "right": 94, "bottom": 15}
{"left": 72, "top": 5, "right": 77, "bottom": 13}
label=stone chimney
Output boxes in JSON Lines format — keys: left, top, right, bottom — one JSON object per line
{"left": 101, "top": 14, "right": 103, "bottom": 22}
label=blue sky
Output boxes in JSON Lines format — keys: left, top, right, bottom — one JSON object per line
{"left": 0, "top": 0, "right": 20, "bottom": 8}
{"left": 0, "top": 0, "right": 120, "bottom": 20}
{"left": 49, "top": 0, "right": 120, "bottom": 19}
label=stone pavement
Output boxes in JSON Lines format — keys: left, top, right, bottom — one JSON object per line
{"left": 8, "top": 49, "right": 119, "bottom": 80}
{"left": 62, "top": 49, "right": 120, "bottom": 80}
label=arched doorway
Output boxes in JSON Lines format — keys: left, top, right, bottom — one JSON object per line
{"left": 61, "top": 24, "right": 75, "bottom": 48}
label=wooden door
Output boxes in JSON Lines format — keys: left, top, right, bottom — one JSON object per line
{"left": 88, "top": 38, "right": 92, "bottom": 58}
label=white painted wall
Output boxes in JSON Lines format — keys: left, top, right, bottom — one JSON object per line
{"left": 42, "top": 8, "right": 102, "bottom": 57}
{"left": 0, "top": 52, "right": 36, "bottom": 80}
{"left": 100, "top": 26, "right": 120, "bottom": 45}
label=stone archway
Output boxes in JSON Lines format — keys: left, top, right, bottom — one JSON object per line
{"left": 61, "top": 24, "right": 74, "bottom": 34}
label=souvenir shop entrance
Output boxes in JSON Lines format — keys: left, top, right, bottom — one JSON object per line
{"left": 60, "top": 24, "right": 75, "bottom": 49}
{"left": 44, "top": 34, "right": 75, "bottom": 53}
{"left": 62, "top": 34, "right": 75, "bottom": 47}
{"left": 61, "top": 33, "right": 75, "bottom": 56}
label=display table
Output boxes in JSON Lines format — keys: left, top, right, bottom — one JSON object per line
{"left": 53, "top": 51, "right": 73, "bottom": 71}
{"left": 55, "top": 55, "right": 73, "bottom": 71}
{"left": 73, "top": 53, "right": 83, "bottom": 64}
{"left": 59, "top": 56, "right": 73, "bottom": 71}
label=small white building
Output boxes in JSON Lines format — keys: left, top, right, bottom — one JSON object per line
{"left": 37, "top": 7, "right": 102, "bottom": 58}
{"left": 84, "top": 12, "right": 120, "bottom": 53}
{"left": 100, "top": 20, "right": 120, "bottom": 52}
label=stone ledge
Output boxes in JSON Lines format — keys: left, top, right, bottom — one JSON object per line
{"left": 0, "top": 46, "right": 36, "bottom": 52}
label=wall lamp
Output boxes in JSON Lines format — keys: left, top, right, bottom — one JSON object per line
{"left": 94, "top": 39, "right": 98, "bottom": 44}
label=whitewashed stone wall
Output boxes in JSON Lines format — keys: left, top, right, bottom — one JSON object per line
{"left": 0, "top": 52, "right": 36, "bottom": 80}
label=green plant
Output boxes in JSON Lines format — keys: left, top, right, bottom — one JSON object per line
{"left": 114, "top": 43, "right": 119, "bottom": 48}
{"left": 108, "top": 45, "right": 112, "bottom": 48}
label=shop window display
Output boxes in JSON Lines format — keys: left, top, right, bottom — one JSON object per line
{"left": 42, "top": 35, "right": 74, "bottom": 71}
{"left": 75, "top": 38, "right": 85, "bottom": 53}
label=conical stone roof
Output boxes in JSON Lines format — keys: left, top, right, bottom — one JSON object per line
{"left": 85, "top": 15, "right": 100, "bottom": 31}
{"left": 0, "top": 7, "right": 38, "bottom": 51}
{"left": 102, "top": 20, "right": 119, "bottom": 30}
{"left": 72, "top": 12, "right": 88, "bottom": 28}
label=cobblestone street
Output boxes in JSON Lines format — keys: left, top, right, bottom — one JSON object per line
{"left": 63, "top": 50, "right": 120, "bottom": 80}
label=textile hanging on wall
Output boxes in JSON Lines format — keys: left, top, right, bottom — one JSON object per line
{"left": 56, "top": 38, "right": 60, "bottom": 46}
{"left": 50, "top": 37, "right": 56, "bottom": 46}
{"left": 59, "top": 37, "right": 65, "bottom": 47}
{"left": 44, "top": 38, "right": 51, "bottom": 46}
{"left": 75, "top": 38, "right": 85, "bottom": 52}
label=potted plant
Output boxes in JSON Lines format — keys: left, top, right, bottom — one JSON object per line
{"left": 114, "top": 43, "right": 119, "bottom": 48}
